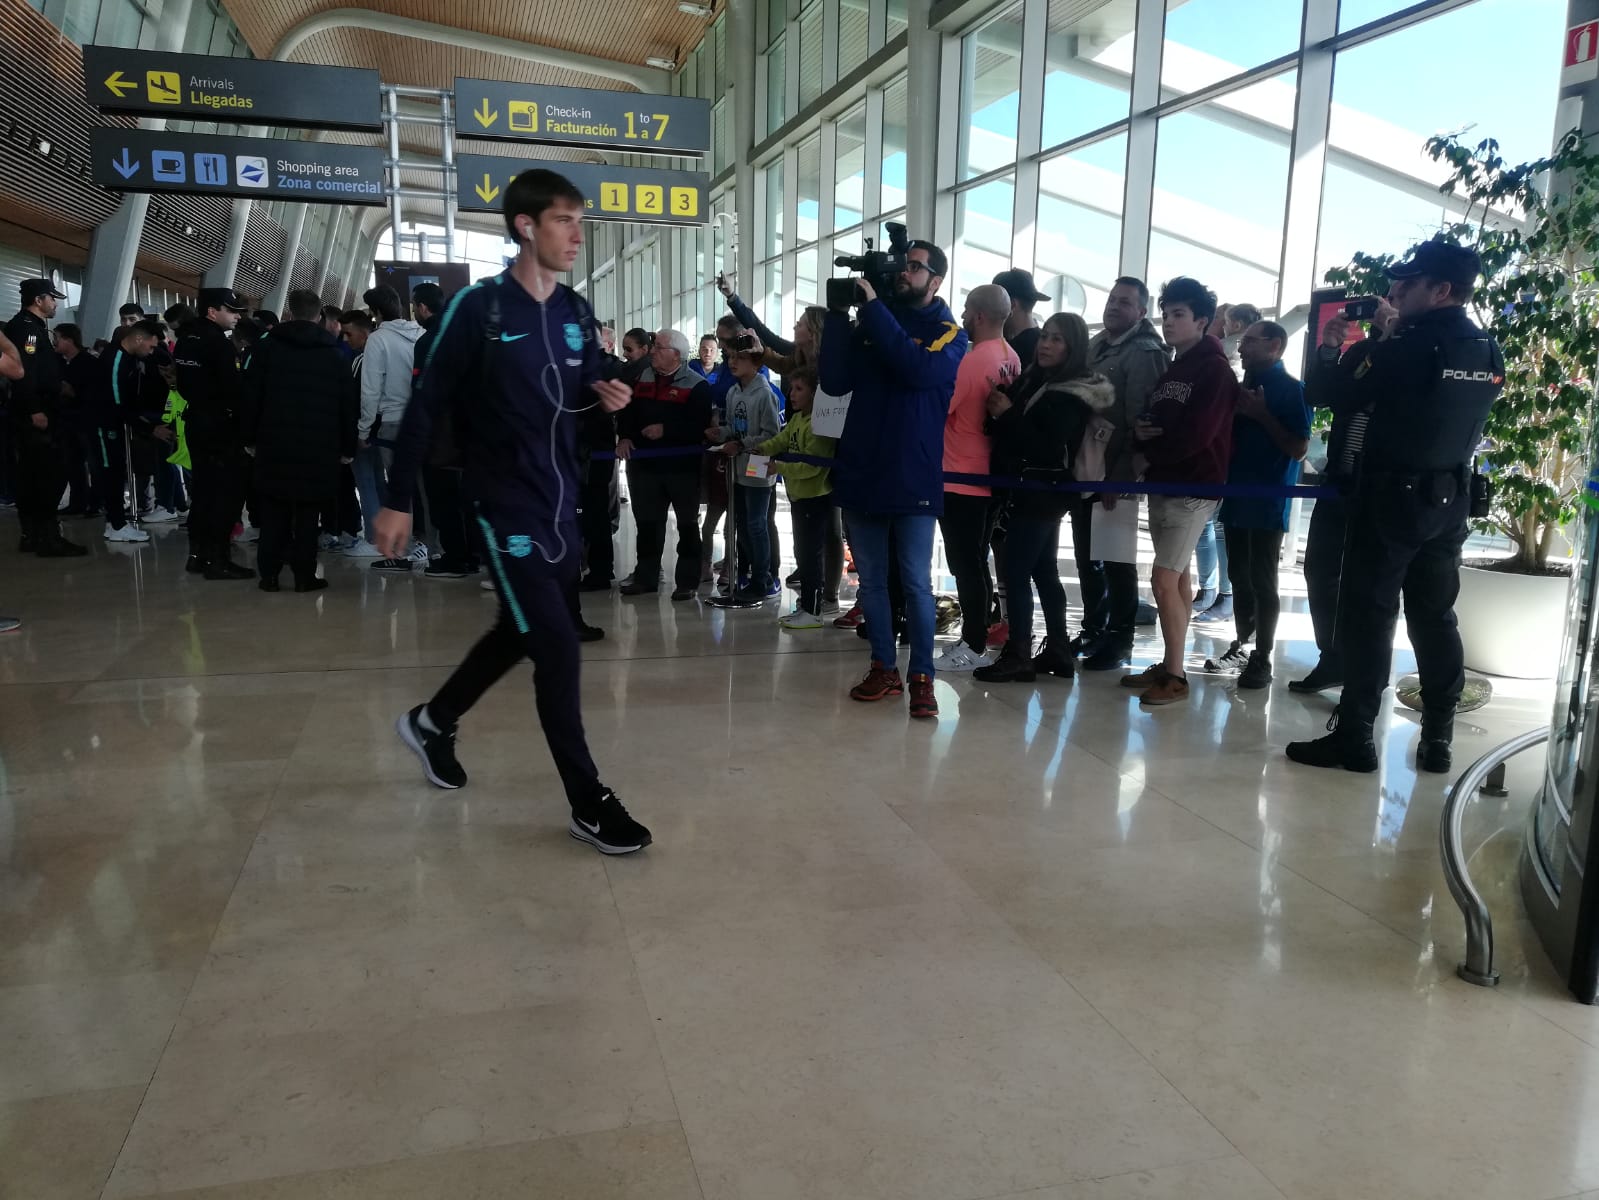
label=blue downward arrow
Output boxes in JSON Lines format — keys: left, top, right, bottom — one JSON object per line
{"left": 112, "top": 149, "right": 140, "bottom": 179}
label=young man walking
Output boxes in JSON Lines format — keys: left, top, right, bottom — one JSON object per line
{"left": 374, "top": 169, "right": 650, "bottom": 855}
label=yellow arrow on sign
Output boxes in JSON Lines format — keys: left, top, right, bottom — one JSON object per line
{"left": 104, "top": 70, "right": 137, "bottom": 97}
{"left": 475, "top": 175, "right": 501, "bottom": 204}
{"left": 474, "top": 99, "right": 498, "bottom": 128}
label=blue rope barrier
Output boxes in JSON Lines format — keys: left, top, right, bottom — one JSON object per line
{"left": 373, "top": 438, "right": 1332, "bottom": 499}
{"left": 590, "top": 444, "right": 1337, "bottom": 499}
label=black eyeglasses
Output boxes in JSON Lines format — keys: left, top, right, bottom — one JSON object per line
{"left": 903, "top": 262, "right": 933, "bottom": 276}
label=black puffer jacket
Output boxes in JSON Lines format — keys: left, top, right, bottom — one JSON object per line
{"left": 239, "top": 320, "right": 356, "bottom": 502}
{"left": 989, "top": 369, "right": 1117, "bottom": 516}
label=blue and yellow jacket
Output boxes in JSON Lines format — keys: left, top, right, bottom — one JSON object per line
{"left": 820, "top": 296, "right": 965, "bottom": 515}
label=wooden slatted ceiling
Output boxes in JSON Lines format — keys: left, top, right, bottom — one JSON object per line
{"left": 280, "top": 29, "right": 626, "bottom": 92}
{"left": 220, "top": 0, "right": 718, "bottom": 84}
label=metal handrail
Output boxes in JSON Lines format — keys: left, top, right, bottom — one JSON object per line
{"left": 1441, "top": 726, "right": 1551, "bottom": 987}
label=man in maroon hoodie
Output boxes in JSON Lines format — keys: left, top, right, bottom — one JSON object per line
{"left": 1120, "top": 277, "right": 1236, "bottom": 706}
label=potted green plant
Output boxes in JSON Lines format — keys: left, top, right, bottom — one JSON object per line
{"left": 1321, "top": 128, "right": 1599, "bottom": 677}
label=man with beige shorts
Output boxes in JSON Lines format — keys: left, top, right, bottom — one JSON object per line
{"left": 1121, "top": 277, "right": 1238, "bottom": 706}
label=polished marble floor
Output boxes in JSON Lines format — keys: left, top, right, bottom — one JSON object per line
{"left": 2, "top": 508, "right": 1597, "bottom": 1200}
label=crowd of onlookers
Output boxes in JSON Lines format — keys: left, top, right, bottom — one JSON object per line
{"left": 3, "top": 255, "right": 1316, "bottom": 716}
{"left": 552, "top": 260, "right": 1312, "bottom": 718}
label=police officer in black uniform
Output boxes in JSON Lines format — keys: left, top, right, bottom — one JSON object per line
{"left": 5, "top": 278, "right": 86, "bottom": 556}
{"left": 1287, "top": 299, "right": 1399, "bottom": 695}
{"left": 1288, "top": 239, "right": 1504, "bottom": 774}
{"left": 173, "top": 287, "right": 253, "bottom": 579}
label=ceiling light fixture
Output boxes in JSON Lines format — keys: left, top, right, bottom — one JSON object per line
{"left": 183, "top": 224, "right": 195, "bottom": 236}
{"left": 32, "top": 135, "right": 51, "bottom": 157}
{"left": 677, "top": 2, "right": 712, "bottom": 15}
{"left": 646, "top": 55, "right": 677, "bottom": 70}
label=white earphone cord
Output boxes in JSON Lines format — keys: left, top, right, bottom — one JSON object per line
{"left": 529, "top": 296, "right": 601, "bottom": 565}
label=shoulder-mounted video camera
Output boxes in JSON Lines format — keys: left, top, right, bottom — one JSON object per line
{"left": 825, "top": 222, "right": 910, "bottom": 312}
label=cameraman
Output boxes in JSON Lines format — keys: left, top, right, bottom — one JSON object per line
{"left": 820, "top": 239, "right": 966, "bottom": 720}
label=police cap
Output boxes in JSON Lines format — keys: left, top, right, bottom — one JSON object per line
{"left": 1386, "top": 238, "right": 1481, "bottom": 296}
{"left": 197, "top": 287, "right": 247, "bottom": 314}
{"left": 20, "top": 277, "right": 66, "bottom": 304}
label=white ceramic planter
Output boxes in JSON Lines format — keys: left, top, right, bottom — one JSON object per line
{"left": 1455, "top": 563, "right": 1571, "bottom": 679}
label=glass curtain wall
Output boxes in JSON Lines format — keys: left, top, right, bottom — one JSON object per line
{"left": 598, "top": 0, "right": 1564, "bottom": 351}
{"left": 944, "top": 0, "right": 1563, "bottom": 331}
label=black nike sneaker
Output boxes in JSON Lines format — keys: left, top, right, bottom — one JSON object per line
{"left": 396, "top": 705, "right": 467, "bottom": 789}
{"left": 569, "top": 789, "right": 652, "bottom": 855}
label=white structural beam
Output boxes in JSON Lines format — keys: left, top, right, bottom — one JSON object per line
{"left": 271, "top": 8, "right": 669, "bottom": 93}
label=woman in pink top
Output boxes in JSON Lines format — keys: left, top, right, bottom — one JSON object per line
{"left": 935, "top": 284, "right": 1021, "bottom": 671}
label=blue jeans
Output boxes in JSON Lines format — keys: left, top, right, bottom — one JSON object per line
{"left": 1194, "top": 517, "right": 1232, "bottom": 595}
{"left": 734, "top": 485, "right": 772, "bottom": 591}
{"left": 846, "top": 510, "right": 937, "bottom": 678}
{"left": 354, "top": 445, "right": 385, "bottom": 541}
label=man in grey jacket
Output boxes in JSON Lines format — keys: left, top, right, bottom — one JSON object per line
{"left": 708, "top": 345, "right": 783, "bottom": 602}
{"left": 360, "top": 285, "right": 426, "bottom": 571}
{"left": 1082, "top": 275, "right": 1171, "bottom": 670}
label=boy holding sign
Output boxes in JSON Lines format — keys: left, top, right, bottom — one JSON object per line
{"left": 707, "top": 344, "right": 783, "bottom": 602}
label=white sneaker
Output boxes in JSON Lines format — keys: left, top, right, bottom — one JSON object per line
{"left": 409, "top": 540, "right": 431, "bottom": 563}
{"left": 778, "top": 608, "right": 823, "bottom": 630}
{"left": 341, "top": 537, "right": 383, "bottom": 558}
{"left": 318, "top": 533, "right": 340, "bottom": 551}
{"left": 143, "top": 506, "right": 179, "bottom": 524}
{"left": 104, "top": 522, "right": 150, "bottom": 543}
{"left": 935, "top": 643, "right": 992, "bottom": 672}
{"left": 480, "top": 578, "right": 496, "bottom": 592}
{"left": 234, "top": 525, "right": 260, "bottom": 543}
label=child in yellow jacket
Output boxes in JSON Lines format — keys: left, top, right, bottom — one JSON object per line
{"left": 752, "top": 365, "right": 837, "bottom": 629}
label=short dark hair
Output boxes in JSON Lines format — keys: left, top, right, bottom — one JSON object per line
{"left": 1229, "top": 303, "right": 1263, "bottom": 328}
{"left": 127, "top": 318, "right": 164, "bottom": 340}
{"left": 363, "top": 285, "right": 402, "bottom": 322}
{"left": 233, "top": 317, "right": 264, "bottom": 347}
{"left": 320, "top": 304, "right": 343, "bottom": 323}
{"left": 788, "top": 364, "right": 818, "bottom": 391}
{"left": 623, "top": 326, "right": 652, "bottom": 349}
{"left": 503, "top": 168, "right": 586, "bottom": 242}
{"left": 117, "top": 303, "right": 144, "bottom": 319}
{"left": 1254, "top": 319, "right": 1288, "bottom": 348}
{"left": 715, "top": 313, "right": 742, "bottom": 335}
{"left": 699, "top": 333, "right": 717, "bottom": 345}
{"left": 285, "top": 289, "right": 322, "bottom": 322}
{"left": 1112, "top": 276, "right": 1150, "bottom": 309}
{"left": 908, "top": 239, "right": 948, "bottom": 279}
{"left": 92, "top": 338, "right": 109, "bottom": 353}
{"left": 163, "top": 303, "right": 193, "bottom": 326}
{"left": 255, "top": 310, "right": 280, "bottom": 329}
{"left": 412, "top": 282, "right": 445, "bottom": 315}
{"left": 1158, "top": 276, "right": 1218, "bottom": 323}
{"left": 53, "top": 323, "right": 83, "bottom": 348}
{"left": 339, "top": 309, "right": 373, "bottom": 331}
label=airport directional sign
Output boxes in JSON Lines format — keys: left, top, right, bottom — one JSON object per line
{"left": 84, "top": 46, "right": 381, "bottom": 131}
{"left": 455, "top": 155, "right": 708, "bottom": 225}
{"left": 92, "top": 128, "right": 387, "bottom": 204}
{"left": 453, "top": 78, "right": 710, "bottom": 157}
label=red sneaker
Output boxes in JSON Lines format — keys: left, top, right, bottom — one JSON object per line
{"left": 850, "top": 660, "right": 904, "bottom": 702}
{"left": 908, "top": 673, "right": 938, "bottom": 719}
{"left": 834, "top": 602, "right": 865, "bottom": 629}
{"left": 986, "top": 620, "right": 1009, "bottom": 649}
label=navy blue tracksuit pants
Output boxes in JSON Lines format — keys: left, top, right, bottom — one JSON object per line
{"left": 425, "top": 506, "right": 602, "bottom": 810}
